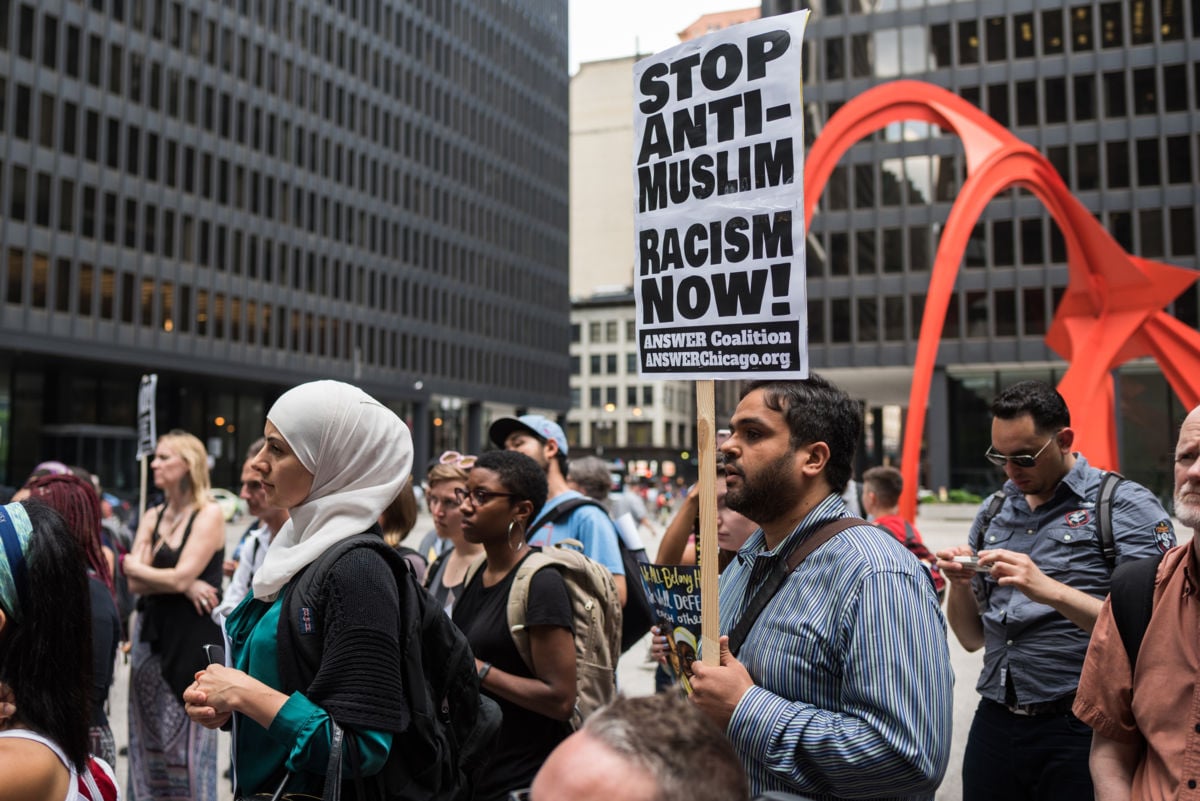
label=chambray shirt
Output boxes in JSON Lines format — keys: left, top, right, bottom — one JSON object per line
{"left": 720, "top": 494, "right": 954, "bottom": 800}
{"left": 968, "top": 454, "right": 1174, "bottom": 705}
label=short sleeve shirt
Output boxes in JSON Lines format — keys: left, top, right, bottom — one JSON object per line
{"left": 526, "top": 491, "right": 625, "bottom": 576}
{"left": 967, "top": 455, "right": 1174, "bottom": 704}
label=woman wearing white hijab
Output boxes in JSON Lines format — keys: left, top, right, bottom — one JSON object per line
{"left": 183, "top": 380, "right": 413, "bottom": 798}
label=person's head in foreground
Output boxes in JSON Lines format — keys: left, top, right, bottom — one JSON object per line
{"left": 526, "top": 692, "right": 749, "bottom": 801}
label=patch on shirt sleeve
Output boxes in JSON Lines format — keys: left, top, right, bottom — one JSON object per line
{"left": 1064, "top": 509, "right": 1091, "bottom": 528}
{"left": 298, "top": 605, "right": 316, "bottom": 634}
{"left": 1153, "top": 519, "right": 1174, "bottom": 552}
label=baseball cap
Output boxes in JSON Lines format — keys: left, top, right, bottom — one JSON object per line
{"left": 488, "top": 414, "right": 569, "bottom": 456}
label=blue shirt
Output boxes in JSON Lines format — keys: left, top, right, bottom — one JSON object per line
{"left": 968, "top": 454, "right": 1174, "bottom": 705}
{"left": 225, "top": 592, "right": 392, "bottom": 794}
{"left": 720, "top": 494, "right": 953, "bottom": 800}
{"left": 527, "top": 490, "right": 625, "bottom": 576}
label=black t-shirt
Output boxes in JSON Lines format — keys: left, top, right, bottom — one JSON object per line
{"left": 452, "top": 552, "right": 573, "bottom": 801}
{"left": 88, "top": 576, "right": 121, "bottom": 728}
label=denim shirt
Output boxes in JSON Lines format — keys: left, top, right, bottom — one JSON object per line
{"left": 969, "top": 455, "right": 1175, "bottom": 705}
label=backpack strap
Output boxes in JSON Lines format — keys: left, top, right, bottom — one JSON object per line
{"left": 972, "top": 490, "right": 1007, "bottom": 551}
{"left": 728, "top": 517, "right": 866, "bottom": 657}
{"left": 525, "top": 496, "right": 607, "bottom": 540}
{"left": 1095, "top": 471, "right": 1124, "bottom": 570}
{"left": 1108, "top": 552, "right": 1162, "bottom": 672}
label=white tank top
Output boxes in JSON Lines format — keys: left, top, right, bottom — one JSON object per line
{"left": 0, "top": 729, "right": 119, "bottom": 801}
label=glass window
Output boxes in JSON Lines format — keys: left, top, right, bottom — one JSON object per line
{"left": 856, "top": 230, "right": 876, "bottom": 275}
{"left": 570, "top": 323, "right": 580, "bottom": 343}
{"left": 1023, "top": 287, "right": 1047, "bottom": 335}
{"left": 1110, "top": 211, "right": 1133, "bottom": 250}
{"left": 1139, "top": 209, "right": 1164, "bottom": 257}
{"left": 626, "top": 353, "right": 637, "bottom": 373}
{"left": 1130, "top": 0, "right": 1154, "bottom": 44}
{"left": 930, "top": 23, "right": 952, "bottom": 68}
{"left": 1050, "top": 224, "right": 1067, "bottom": 262}
{"left": 1106, "top": 141, "right": 1130, "bottom": 188}
{"left": 850, "top": 33, "right": 871, "bottom": 78}
{"left": 910, "top": 294, "right": 925, "bottom": 338}
{"left": 1175, "top": 283, "right": 1198, "bottom": 328}
{"left": 910, "top": 226, "right": 930, "bottom": 271}
{"left": 1042, "top": 8, "right": 1065, "bottom": 54}
{"left": 1020, "top": 218, "right": 1044, "bottom": 263}
{"left": 1071, "top": 5, "right": 1093, "bottom": 50}
{"left": 935, "top": 155, "right": 959, "bottom": 202}
{"left": 605, "top": 354, "right": 617, "bottom": 374}
{"left": 1073, "top": 75, "right": 1096, "bottom": 121}
{"left": 1045, "top": 78, "right": 1067, "bottom": 124}
{"left": 1136, "top": 138, "right": 1160, "bottom": 185}
{"left": 1013, "top": 13, "right": 1035, "bottom": 58}
{"left": 994, "top": 290, "right": 1017, "bottom": 336}
{"left": 642, "top": 386, "right": 653, "bottom": 406}
{"left": 824, "top": 37, "right": 844, "bottom": 81}
{"left": 853, "top": 164, "right": 875, "bottom": 208}
{"left": 884, "top": 295, "right": 905, "bottom": 340}
{"left": 1100, "top": 3, "right": 1124, "bottom": 47}
{"left": 987, "top": 83, "right": 1009, "bottom": 126}
{"left": 808, "top": 298, "right": 825, "bottom": 344}
{"left": 605, "top": 320, "right": 617, "bottom": 343}
{"left": 1163, "top": 65, "right": 1187, "bottom": 112}
{"left": 1077, "top": 143, "right": 1099, "bottom": 190}
{"left": 588, "top": 321, "right": 601, "bottom": 342}
{"left": 966, "top": 291, "right": 989, "bottom": 338}
{"left": 881, "top": 159, "right": 903, "bottom": 206}
{"left": 904, "top": 157, "right": 930, "bottom": 204}
{"left": 1162, "top": 0, "right": 1184, "bottom": 40}
{"left": 1132, "top": 68, "right": 1156, "bottom": 114}
{"left": 943, "top": 293, "right": 961, "bottom": 338}
{"left": 827, "top": 165, "right": 848, "bottom": 210}
{"left": 589, "top": 387, "right": 601, "bottom": 408}
{"left": 883, "top": 228, "right": 903, "bottom": 273}
{"left": 965, "top": 223, "right": 987, "bottom": 268}
{"left": 1047, "top": 145, "right": 1069, "bottom": 182}
{"left": 589, "top": 354, "right": 601, "bottom": 374}
{"left": 874, "top": 30, "right": 900, "bottom": 77}
{"left": 1171, "top": 207, "right": 1196, "bottom": 255}
{"left": 1015, "top": 80, "right": 1038, "bottom": 125}
{"left": 957, "top": 20, "right": 979, "bottom": 65}
{"left": 985, "top": 16, "right": 1007, "bottom": 61}
{"left": 992, "top": 220, "right": 1014, "bottom": 266}
{"left": 830, "top": 232, "right": 849, "bottom": 276}
{"left": 831, "top": 298, "right": 851, "bottom": 343}
{"left": 857, "top": 297, "right": 878, "bottom": 342}
{"left": 1166, "top": 136, "right": 1192, "bottom": 184}
{"left": 1103, "top": 71, "right": 1127, "bottom": 116}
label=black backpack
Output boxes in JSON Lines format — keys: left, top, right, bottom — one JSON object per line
{"left": 1107, "top": 551, "right": 1164, "bottom": 671}
{"left": 526, "top": 496, "right": 655, "bottom": 652}
{"left": 282, "top": 532, "right": 501, "bottom": 800}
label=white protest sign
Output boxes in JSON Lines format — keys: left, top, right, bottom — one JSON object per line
{"left": 136, "top": 374, "right": 158, "bottom": 459}
{"left": 633, "top": 11, "right": 809, "bottom": 380}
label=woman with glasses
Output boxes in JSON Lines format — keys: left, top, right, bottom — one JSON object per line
{"left": 451, "top": 450, "right": 576, "bottom": 801}
{"left": 422, "top": 452, "right": 482, "bottom": 613}
{"left": 183, "top": 380, "right": 413, "bottom": 798}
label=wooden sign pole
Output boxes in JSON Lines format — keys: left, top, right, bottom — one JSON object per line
{"left": 696, "top": 379, "right": 719, "bottom": 666}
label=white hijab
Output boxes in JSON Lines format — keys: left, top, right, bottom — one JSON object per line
{"left": 251, "top": 380, "right": 413, "bottom": 602}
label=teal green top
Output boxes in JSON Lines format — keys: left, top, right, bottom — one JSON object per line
{"left": 226, "top": 591, "right": 393, "bottom": 794}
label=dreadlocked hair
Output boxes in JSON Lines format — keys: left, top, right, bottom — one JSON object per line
{"left": 23, "top": 473, "right": 113, "bottom": 595}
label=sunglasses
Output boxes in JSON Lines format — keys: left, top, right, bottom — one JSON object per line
{"left": 984, "top": 434, "right": 1058, "bottom": 468}
{"left": 439, "top": 450, "right": 478, "bottom": 469}
{"left": 454, "top": 487, "right": 520, "bottom": 506}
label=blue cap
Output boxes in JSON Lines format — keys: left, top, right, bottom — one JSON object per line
{"left": 489, "top": 414, "right": 568, "bottom": 456}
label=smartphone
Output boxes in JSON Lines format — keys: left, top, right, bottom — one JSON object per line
{"left": 952, "top": 555, "right": 991, "bottom": 573}
{"left": 202, "top": 643, "right": 225, "bottom": 665}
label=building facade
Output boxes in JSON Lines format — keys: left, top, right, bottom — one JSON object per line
{"left": 0, "top": 0, "right": 569, "bottom": 491}
{"left": 762, "top": 0, "right": 1199, "bottom": 500}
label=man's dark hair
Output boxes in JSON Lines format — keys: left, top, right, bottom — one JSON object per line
{"left": 991, "top": 380, "right": 1070, "bottom": 432}
{"left": 474, "top": 450, "right": 549, "bottom": 520}
{"left": 0, "top": 501, "right": 93, "bottom": 769}
{"left": 741, "top": 375, "right": 862, "bottom": 494}
{"left": 863, "top": 465, "right": 903, "bottom": 508}
{"left": 583, "top": 693, "right": 749, "bottom": 801}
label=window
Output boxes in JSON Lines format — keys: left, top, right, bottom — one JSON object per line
{"left": 605, "top": 354, "right": 617, "bottom": 374}
{"left": 884, "top": 296, "right": 905, "bottom": 340}
{"left": 987, "top": 83, "right": 1009, "bottom": 126}
{"left": 824, "top": 37, "right": 844, "bottom": 81}
{"left": 1166, "top": 136, "right": 1192, "bottom": 184}
{"left": 1023, "top": 288, "right": 1047, "bottom": 335}
{"left": 1163, "top": 64, "right": 1187, "bottom": 112}
{"left": 10, "top": 166, "right": 27, "bottom": 220}
{"left": 1132, "top": 68, "right": 1156, "bottom": 115}
{"left": 985, "top": 16, "right": 1007, "bottom": 61}
{"left": 1013, "top": 13, "right": 1035, "bottom": 58}
{"left": 930, "top": 23, "right": 952, "bottom": 68}
{"left": 830, "top": 232, "right": 849, "bottom": 275}
{"left": 966, "top": 291, "right": 989, "bottom": 338}
{"left": 589, "top": 354, "right": 601, "bottom": 375}
{"left": 957, "top": 20, "right": 979, "bottom": 65}
{"left": 1016, "top": 80, "right": 1038, "bottom": 125}
{"left": 992, "top": 220, "right": 1014, "bottom": 266}
{"left": 856, "top": 230, "right": 875, "bottom": 274}
{"left": 808, "top": 298, "right": 824, "bottom": 343}
{"left": 910, "top": 226, "right": 931, "bottom": 271}
{"left": 1042, "top": 8, "right": 1065, "bottom": 53}
{"left": 1073, "top": 75, "right": 1095, "bottom": 121}
{"left": 1103, "top": 71, "right": 1126, "bottom": 116}
{"left": 1044, "top": 78, "right": 1066, "bottom": 123}
{"left": 1106, "top": 141, "right": 1130, "bottom": 188}
{"left": 1171, "top": 207, "right": 1196, "bottom": 255}
{"left": 1135, "top": 138, "right": 1160, "bottom": 186}
{"left": 1077, "top": 144, "right": 1099, "bottom": 190}
{"left": 1099, "top": 2, "right": 1124, "bottom": 48}
{"left": 857, "top": 297, "right": 878, "bottom": 341}
{"left": 1020, "top": 218, "right": 1044, "bottom": 263}
{"left": 1070, "top": 4, "right": 1093, "bottom": 50}
{"left": 827, "top": 165, "right": 848, "bottom": 210}
{"left": 883, "top": 228, "right": 903, "bottom": 273}
{"left": 1129, "top": 0, "right": 1154, "bottom": 44}
{"left": 1162, "top": 0, "right": 1184, "bottom": 40}
{"left": 850, "top": 33, "right": 871, "bottom": 78}
{"left": 853, "top": 163, "right": 874, "bottom": 208}
{"left": 831, "top": 298, "right": 850, "bottom": 343}
{"left": 1139, "top": 209, "right": 1163, "bottom": 258}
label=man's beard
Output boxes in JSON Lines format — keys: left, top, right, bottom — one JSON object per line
{"left": 1174, "top": 484, "right": 1200, "bottom": 530}
{"left": 725, "top": 451, "right": 799, "bottom": 525}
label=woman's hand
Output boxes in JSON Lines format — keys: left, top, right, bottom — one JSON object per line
{"left": 649, "top": 625, "right": 671, "bottom": 667}
{"left": 185, "top": 664, "right": 289, "bottom": 731}
{"left": 183, "top": 670, "right": 232, "bottom": 730}
{"left": 185, "top": 580, "right": 221, "bottom": 616}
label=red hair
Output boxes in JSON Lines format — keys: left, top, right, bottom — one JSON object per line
{"left": 23, "top": 473, "right": 113, "bottom": 593}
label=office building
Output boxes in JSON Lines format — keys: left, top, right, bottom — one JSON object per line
{"left": 0, "top": 0, "right": 570, "bottom": 490}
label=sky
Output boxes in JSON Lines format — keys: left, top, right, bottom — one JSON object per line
{"left": 568, "top": 0, "right": 757, "bottom": 73}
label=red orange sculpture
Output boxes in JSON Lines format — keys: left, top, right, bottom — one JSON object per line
{"left": 804, "top": 80, "right": 1200, "bottom": 519}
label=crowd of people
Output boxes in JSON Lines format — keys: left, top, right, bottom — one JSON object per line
{"left": 1, "top": 374, "right": 1196, "bottom": 800}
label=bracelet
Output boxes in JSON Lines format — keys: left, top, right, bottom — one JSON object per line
{"left": 477, "top": 661, "right": 492, "bottom": 682}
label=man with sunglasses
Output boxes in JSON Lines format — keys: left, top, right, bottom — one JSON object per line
{"left": 937, "top": 380, "right": 1173, "bottom": 801}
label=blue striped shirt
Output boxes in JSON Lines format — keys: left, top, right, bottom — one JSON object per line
{"left": 720, "top": 494, "right": 954, "bottom": 800}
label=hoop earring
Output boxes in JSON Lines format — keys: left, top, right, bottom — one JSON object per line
{"left": 507, "top": 520, "right": 524, "bottom": 551}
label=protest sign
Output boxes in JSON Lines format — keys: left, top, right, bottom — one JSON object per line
{"left": 639, "top": 562, "right": 702, "bottom": 695}
{"left": 633, "top": 10, "right": 809, "bottom": 380}
{"left": 135, "top": 373, "right": 158, "bottom": 523}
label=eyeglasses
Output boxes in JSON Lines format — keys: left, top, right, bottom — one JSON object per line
{"left": 453, "top": 487, "right": 520, "bottom": 506}
{"left": 507, "top": 791, "right": 531, "bottom": 801}
{"left": 984, "top": 434, "right": 1058, "bottom": 468}
{"left": 439, "top": 450, "right": 478, "bottom": 469}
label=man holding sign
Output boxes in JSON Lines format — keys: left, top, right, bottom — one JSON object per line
{"left": 689, "top": 378, "right": 953, "bottom": 799}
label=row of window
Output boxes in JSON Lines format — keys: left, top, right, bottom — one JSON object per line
{"left": 0, "top": 160, "right": 563, "bottom": 350}
{"left": 570, "top": 318, "right": 638, "bottom": 346}
{"left": 809, "top": 204, "right": 1197, "bottom": 278}
{"left": 820, "top": 134, "right": 1197, "bottom": 215}
{"left": 3, "top": 247, "right": 565, "bottom": 390}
